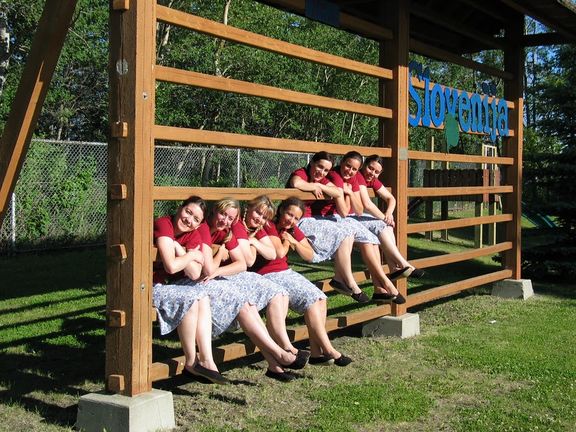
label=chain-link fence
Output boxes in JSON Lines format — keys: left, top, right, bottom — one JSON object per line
{"left": 0, "top": 139, "right": 311, "bottom": 253}
{"left": 0, "top": 139, "right": 483, "bottom": 253}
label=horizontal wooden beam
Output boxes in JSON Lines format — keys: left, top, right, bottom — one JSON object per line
{"left": 411, "top": 3, "right": 504, "bottom": 50}
{"left": 408, "top": 150, "right": 513, "bottom": 165}
{"left": 408, "top": 214, "right": 513, "bottom": 234}
{"left": 408, "top": 241, "right": 513, "bottom": 269}
{"left": 156, "top": 5, "right": 392, "bottom": 80}
{"left": 154, "top": 125, "right": 392, "bottom": 158}
{"left": 407, "top": 269, "right": 513, "bottom": 306}
{"left": 408, "top": 185, "right": 513, "bottom": 198}
{"left": 156, "top": 66, "right": 392, "bottom": 119}
{"left": 410, "top": 39, "right": 514, "bottom": 80}
{"left": 153, "top": 186, "right": 313, "bottom": 201}
{"left": 257, "top": 0, "right": 393, "bottom": 41}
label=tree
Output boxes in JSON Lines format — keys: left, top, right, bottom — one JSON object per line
{"left": 523, "top": 43, "right": 576, "bottom": 279}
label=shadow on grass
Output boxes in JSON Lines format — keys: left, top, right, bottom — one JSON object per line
{"left": 0, "top": 314, "right": 105, "bottom": 428}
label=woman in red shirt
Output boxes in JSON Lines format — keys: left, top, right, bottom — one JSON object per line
{"left": 153, "top": 195, "right": 227, "bottom": 384}
{"left": 245, "top": 196, "right": 352, "bottom": 366}
{"left": 201, "top": 198, "right": 309, "bottom": 382}
{"left": 287, "top": 151, "right": 369, "bottom": 303}
{"left": 355, "top": 154, "right": 424, "bottom": 282}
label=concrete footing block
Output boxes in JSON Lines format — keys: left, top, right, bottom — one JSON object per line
{"left": 76, "top": 388, "right": 175, "bottom": 432}
{"left": 362, "top": 313, "right": 420, "bottom": 339}
{"left": 492, "top": 279, "right": 534, "bottom": 300}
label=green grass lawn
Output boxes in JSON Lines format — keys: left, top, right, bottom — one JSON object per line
{"left": 0, "top": 233, "right": 575, "bottom": 431}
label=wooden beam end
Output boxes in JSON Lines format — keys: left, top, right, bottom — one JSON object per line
{"left": 112, "top": 0, "right": 129, "bottom": 11}
{"left": 109, "top": 243, "right": 128, "bottom": 261}
{"left": 107, "top": 374, "right": 125, "bottom": 393}
{"left": 109, "top": 184, "right": 128, "bottom": 200}
{"left": 107, "top": 309, "right": 126, "bottom": 328}
{"left": 111, "top": 121, "right": 128, "bottom": 138}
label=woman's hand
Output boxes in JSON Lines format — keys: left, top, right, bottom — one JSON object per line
{"left": 342, "top": 183, "right": 354, "bottom": 196}
{"left": 281, "top": 231, "right": 298, "bottom": 247}
{"left": 311, "top": 183, "right": 325, "bottom": 199}
{"left": 186, "top": 246, "right": 204, "bottom": 264}
{"left": 383, "top": 211, "right": 395, "bottom": 227}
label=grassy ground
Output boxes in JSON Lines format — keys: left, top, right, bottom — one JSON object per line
{"left": 0, "top": 233, "right": 575, "bottom": 431}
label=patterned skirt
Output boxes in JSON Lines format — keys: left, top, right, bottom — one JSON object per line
{"left": 202, "top": 277, "right": 254, "bottom": 337}
{"left": 153, "top": 278, "right": 209, "bottom": 336}
{"left": 262, "top": 269, "right": 327, "bottom": 314}
{"left": 297, "top": 216, "right": 352, "bottom": 263}
{"left": 349, "top": 214, "right": 388, "bottom": 237}
{"left": 222, "top": 271, "right": 288, "bottom": 311}
{"left": 333, "top": 214, "right": 380, "bottom": 244}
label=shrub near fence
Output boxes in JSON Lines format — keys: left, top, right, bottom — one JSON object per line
{"left": 0, "top": 139, "right": 311, "bottom": 253}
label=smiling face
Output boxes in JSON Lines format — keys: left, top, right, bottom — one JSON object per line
{"left": 340, "top": 157, "right": 362, "bottom": 181}
{"left": 245, "top": 205, "right": 270, "bottom": 229}
{"left": 278, "top": 205, "right": 303, "bottom": 231}
{"left": 362, "top": 160, "right": 383, "bottom": 182}
{"left": 309, "top": 159, "right": 333, "bottom": 182}
{"left": 212, "top": 206, "right": 239, "bottom": 231}
{"left": 174, "top": 203, "right": 204, "bottom": 235}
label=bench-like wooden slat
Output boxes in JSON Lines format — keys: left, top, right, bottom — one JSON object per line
{"left": 407, "top": 214, "right": 513, "bottom": 234}
{"left": 154, "top": 125, "right": 392, "bottom": 158}
{"left": 155, "top": 5, "right": 393, "bottom": 80}
{"left": 155, "top": 65, "right": 393, "bottom": 119}
{"left": 154, "top": 186, "right": 314, "bottom": 201}
{"left": 149, "top": 307, "right": 389, "bottom": 382}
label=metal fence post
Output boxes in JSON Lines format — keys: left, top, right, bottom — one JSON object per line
{"left": 237, "top": 148, "right": 241, "bottom": 187}
{"left": 10, "top": 192, "right": 16, "bottom": 252}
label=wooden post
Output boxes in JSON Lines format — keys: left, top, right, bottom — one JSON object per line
{"left": 379, "top": 0, "right": 410, "bottom": 317}
{"left": 503, "top": 14, "right": 524, "bottom": 279}
{"left": 106, "top": 0, "right": 156, "bottom": 396}
{"left": 0, "top": 0, "right": 77, "bottom": 226}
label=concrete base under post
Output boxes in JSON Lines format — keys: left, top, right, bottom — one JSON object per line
{"left": 362, "top": 313, "right": 420, "bottom": 338}
{"left": 492, "top": 279, "right": 534, "bottom": 300}
{"left": 76, "top": 389, "right": 175, "bottom": 432}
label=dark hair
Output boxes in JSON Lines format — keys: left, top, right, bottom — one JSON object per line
{"left": 307, "top": 151, "right": 334, "bottom": 171}
{"left": 180, "top": 195, "right": 207, "bottom": 219}
{"left": 341, "top": 151, "right": 363, "bottom": 166}
{"left": 276, "top": 197, "right": 305, "bottom": 221}
{"left": 362, "top": 154, "right": 385, "bottom": 171}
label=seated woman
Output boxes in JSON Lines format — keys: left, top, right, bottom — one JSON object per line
{"left": 355, "top": 154, "right": 424, "bottom": 281}
{"left": 287, "top": 151, "right": 369, "bottom": 303}
{"left": 246, "top": 196, "right": 353, "bottom": 366}
{"left": 153, "top": 195, "right": 228, "bottom": 384}
{"left": 200, "top": 198, "right": 309, "bottom": 381}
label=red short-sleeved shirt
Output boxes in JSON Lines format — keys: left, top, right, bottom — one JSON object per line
{"left": 231, "top": 219, "right": 268, "bottom": 242}
{"left": 290, "top": 167, "right": 341, "bottom": 217}
{"left": 355, "top": 171, "right": 384, "bottom": 191}
{"left": 197, "top": 221, "right": 239, "bottom": 266}
{"left": 153, "top": 215, "right": 202, "bottom": 284}
{"left": 330, "top": 166, "right": 362, "bottom": 215}
{"left": 251, "top": 222, "right": 306, "bottom": 274}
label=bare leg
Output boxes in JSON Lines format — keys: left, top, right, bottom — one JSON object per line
{"left": 333, "top": 235, "right": 362, "bottom": 295}
{"left": 304, "top": 299, "right": 341, "bottom": 358}
{"left": 379, "top": 227, "right": 412, "bottom": 271}
{"left": 265, "top": 294, "right": 297, "bottom": 354}
{"left": 177, "top": 300, "right": 199, "bottom": 370}
{"left": 237, "top": 303, "right": 296, "bottom": 373}
{"left": 195, "top": 296, "right": 219, "bottom": 372}
{"left": 359, "top": 243, "right": 399, "bottom": 296}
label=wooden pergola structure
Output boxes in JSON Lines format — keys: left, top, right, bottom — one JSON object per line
{"left": 1, "top": 0, "right": 576, "bottom": 399}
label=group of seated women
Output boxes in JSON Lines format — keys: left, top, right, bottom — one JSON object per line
{"left": 153, "top": 152, "right": 423, "bottom": 384}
